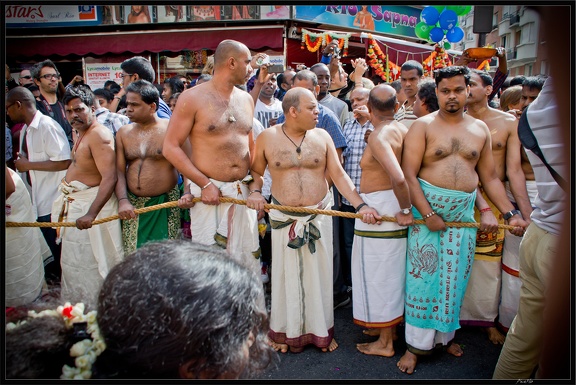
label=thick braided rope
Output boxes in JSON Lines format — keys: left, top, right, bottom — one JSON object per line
{"left": 6, "top": 196, "right": 517, "bottom": 231}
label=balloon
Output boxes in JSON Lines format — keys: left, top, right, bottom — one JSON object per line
{"left": 452, "top": 5, "right": 472, "bottom": 16}
{"left": 415, "top": 22, "right": 433, "bottom": 39}
{"left": 433, "top": 6, "right": 446, "bottom": 14}
{"left": 446, "top": 26, "right": 464, "bottom": 43}
{"left": 444, "top": 41, "right": 452, "bottom": 50}
{"left": 439, "top": 9, "right": 458, "bottom": 31}
{"left": 420, "top": 6, "right": 440, "bottom": 26}
{"left": 429, "top": 27, "right": 445, "bottom": 43}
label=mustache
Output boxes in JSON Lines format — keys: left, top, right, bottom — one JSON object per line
{"left": 70, "top": 118, "right": 84, "bottom": 124}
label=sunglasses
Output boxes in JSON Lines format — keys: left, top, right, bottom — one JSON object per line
{"left": 20, "top": 75, "right": 32, "bottom": 79}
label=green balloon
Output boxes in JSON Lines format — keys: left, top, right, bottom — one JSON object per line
{"left": 433, "top": 6, "right": 446, "bottom": 13}
{"left": 444, "top": 41, "right": 452, "bottom": 49}
{"left": 415, "top": 22, "right": 433, "bottom": 39}
{"left": 448, "top": 5, "right": 472, "bottom": 16}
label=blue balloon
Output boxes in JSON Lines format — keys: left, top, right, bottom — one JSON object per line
{"left": 421, "top": 6, "right": 440, "bottom": 26}
{"left": 446, "top": 26, "right": 464, "bottom": 43}
{"left": 439, "top": 9, "right": 458, "bottom": 31}
{"left": 429, "top": 27, "right": 445, "bottom": 43}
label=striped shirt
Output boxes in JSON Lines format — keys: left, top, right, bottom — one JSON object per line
{"left": 524, "top": 77, "right": 566, "bottom": 235}
{"left": 341, "top": 118, "right": 373, "bottom": 206}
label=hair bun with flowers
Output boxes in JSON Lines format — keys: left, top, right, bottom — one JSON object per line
{"left": 6, "top": 302, "right": 106, "bottom": 380}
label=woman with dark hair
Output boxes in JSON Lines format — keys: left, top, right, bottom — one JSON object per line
{"left": 162, "top": 76, "right": 185, "bottom": 103}
{"left": 6, "top": 240, "right": 276, "bottom": 379}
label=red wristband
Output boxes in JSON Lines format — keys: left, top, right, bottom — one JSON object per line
{"left": 480, "top": 207, "right": 492, "bottom": 213}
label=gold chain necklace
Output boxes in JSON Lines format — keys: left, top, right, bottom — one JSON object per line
{"left": 281, "top": 124, "right": 306, "bottom": 160}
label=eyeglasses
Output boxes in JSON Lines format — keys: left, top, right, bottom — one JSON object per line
{"left": 121, "top": 73, "right": 133, "bottom": 78}
{"left": 20, "top": 75, "right": 32, "bottom": 80}
{"left": 40, "top": 73, "right": 60, "bottom": 80}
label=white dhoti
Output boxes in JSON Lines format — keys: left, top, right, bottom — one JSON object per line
{"left": 188, "top": 177, "right": 260, "bottom": 277}
{"left": 268, "top": 192, "right": 334, "bottom": 350}
{"left": 498, "top": 181, "right": 538, "bottom": 331}
{"left": 460, "top": 192, "right": 504, "bottom": 327}
{"left": 51, "top": 180, "right": 124, "bottom": 307}
{"left": 5, "top": 169, "right": 48, "bottom": 307}
{"left": 352, "top": 190, "right": 406, "bottom": 328}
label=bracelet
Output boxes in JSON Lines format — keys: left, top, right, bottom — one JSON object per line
{"left": 423, "top": 211, "right": 436, "bottom": 219}
{"left": 355, "top": 202, "right": 368, "bottom": 213}
{"left": 118, "top": 197, "right": 129, "bottom": 202}
{"left": 248, "top": 189, "right": 262, "bottom": 196}
{"left": 201, "top": 181, "right": 213, "bottom": 190}
{"left": 114, "top": 96, "right": 121, "bottom": 101}
{"left": 355, "top": 82, "right": 363, "bottom": 87}
{"left": 479, "top": 207, "right": 492, "bottom": 213}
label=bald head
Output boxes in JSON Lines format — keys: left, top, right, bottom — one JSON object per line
{"left": 368, "top": 84, "right": 397, "bottom": 113}
{"left": 214, "top": 39, "right": 248, "bottom": 68}
{"left": 350, "top": 87, "right": 370, "bottom": 100}
{"left": 282, "top": 87, "right": 316, "bottom": 114}
{"left": 6, "top": 86, "right": 36, "bottom": 108}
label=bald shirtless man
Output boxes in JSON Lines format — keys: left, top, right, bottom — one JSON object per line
{"left": 162, "top": 39, "right": 261, "bottom": 276}
{"left": 247, "top": 87, "right": 380, "bottom": 354}
{"left": 352, "top": 85, "right": 413, "bottom": 358}
{"left": 52, "top": 85, "right": 123, "bottom": 306}
{"left": 115, "top": 80, "right": 180, "bottom": 255}
{"left": 397, "top": 66, "right": 527, "bottom": 375}
{"left": 459, "top": 69, "right": 533, "bottom": 344}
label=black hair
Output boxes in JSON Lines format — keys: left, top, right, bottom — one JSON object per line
{"left": 471, "top": 69, "right": 493, "bottom": 87}
{"left": 163, "top": 76, "right": 185, "bottom": 95}
{"left": 126, "top": 80, "right": 160, "bottom": 111}
{"left": 417, "top": 79, "right": 439, "bottom": 112}
{"left": 522, "top": 75, "right": 546, "bottom": 91}
{"left": 93, "top": 88, "right": 115, "bottom": 103}
{"left": 120, "top": 56, "right": 156, "bottom": 83}
{"left": 434, "top": 66, "right": 471, "bottom": 87}
{"left": 30, "top": 59, "right": 59, "bottom": 80}
{"left": 401, "top": 60, "right": 424, "bottom": 77}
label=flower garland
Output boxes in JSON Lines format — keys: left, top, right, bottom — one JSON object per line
{"left": 301, "top": 29, "right": 351, "bottom": 56}
{"left": 477, "top": 59, "right": 490, "bottom": 71}
{"left": 366, "top": 34, "right": 401, "bottom": 82}
{"left": 6, "top": 302, "right": 106, "bottom": 380}
{"left": 422, "top": 45, "right": 454, "bottom": 78}
{"left": 301, "top": 28, "right": 324, "bottom": 52}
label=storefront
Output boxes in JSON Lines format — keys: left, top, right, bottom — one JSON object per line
{"left": 5, "top": 5, "right": 288, "bottom": 87}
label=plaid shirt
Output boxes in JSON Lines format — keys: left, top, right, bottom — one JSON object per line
{"left": 95, "top": 107, "right": 130, "bottom": 136}
{"left": 341, "top": 118, "right": 373, "bottom": 206}
{"left": 277, "top": 104, "right": 347, "bottom": 149}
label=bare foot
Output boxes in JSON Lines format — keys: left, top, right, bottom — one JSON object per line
{"left": 486, "top": 327, "right": 505, "bottom": 345}
{"left": 446, "top": 342, "right": 463, "bottom": 357}
{"left": 356, "top": 339, "right": 394, "bottom": 357}
{"left": 268, "top": 339, "right": 288, "bottom": 353}
{"left": 397, "top": 350, "right": 418, "bottom": 374}
{"left": 362, "top": 328, "right": 381, "bottom": 337}
{"left": 321, "top": 338, "right": 339, "bottom": 352}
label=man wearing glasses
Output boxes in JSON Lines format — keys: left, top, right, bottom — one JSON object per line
{"left": 18, "top": 69, "right": 34, "bottom": 87}
{"left": 31, "top": 60, "right": 73, "bottom": 149}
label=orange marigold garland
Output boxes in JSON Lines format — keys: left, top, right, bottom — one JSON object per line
{"left": 325, "top": 32, "right": 351, "bottom": 56}
{"left": 423, "top": 44, "right": 453, "bottom": 77}
{"left": 366, "top": 34, "right": 400, "bottom": 82}
{"left": 301, "top": 28, "right": 324, "bottom": 52}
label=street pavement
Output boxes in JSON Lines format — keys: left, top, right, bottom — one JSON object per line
{"left": 256, "top": 299, "right": 504, "bottom": 381}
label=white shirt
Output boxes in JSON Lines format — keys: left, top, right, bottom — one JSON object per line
{"left": 254, "top": 98, "right": 283, "bottom": 129}
{"left": 21, "top": 110, "right": 71, "bottom": 217}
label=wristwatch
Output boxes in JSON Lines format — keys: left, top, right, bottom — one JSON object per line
{"left": 503, "top": 209, "right": 521, "bottom": 220}
{"left": 400, "top": 205, "right": 412, "bottom": 215}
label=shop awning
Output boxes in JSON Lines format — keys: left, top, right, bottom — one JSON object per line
{"left": 7, "top": 25, "right": 284, "bottom": 58}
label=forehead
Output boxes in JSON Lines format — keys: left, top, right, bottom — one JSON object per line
{"left": 401, "top": 69, "right": 420, "bottom": 79}
{"left": 469, "top": 72, "right": 483, "bottom": 84}
{"left": 299, "top": 93, "right": 317, "bottom": 104}
{"left": 293, "top": 78, "right": 315, "bottom": 91}
{"left": 312, "top": 66, "right": 329, "bottom": 76}
{"left": 350, "top": 89, "right": 367, "bottom": 99}
{"left": 40, "top": 66, "right": 57, "bottom": 74}
{"left": 65, "top": 98, "right": 87, "bottom": 108}
{"left": 437, "top": 75, "right": 467, "bottom": 88}
{"left": 522, "top": 87, "right": 540, "bottom": 96}
{"left": 126, "top": 91, "right": 145, "bottom": 102}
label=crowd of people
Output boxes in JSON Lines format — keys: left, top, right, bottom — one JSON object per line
{"left": 4, "top": 28, "right": 567, "bottom": 381}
